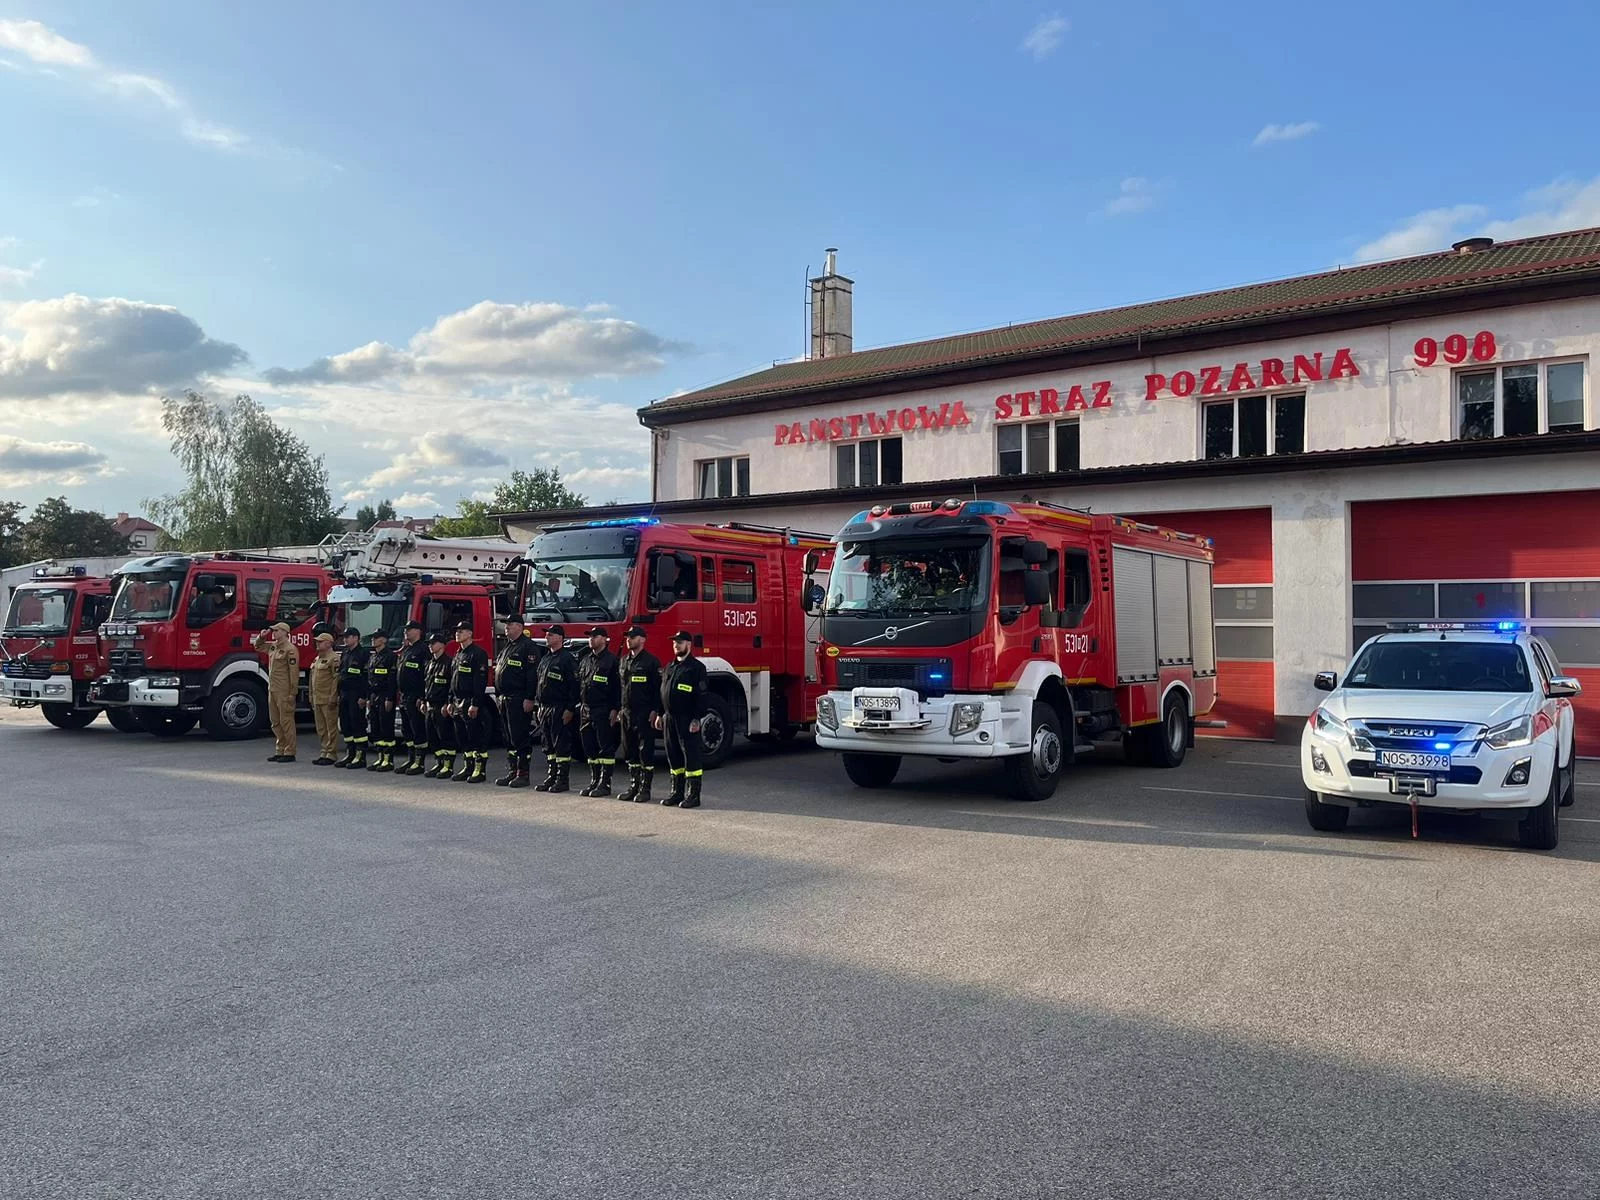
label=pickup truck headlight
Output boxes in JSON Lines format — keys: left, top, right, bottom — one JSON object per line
{"left": 1485, "top": 713, "right": 1547, "bottom": 750}
{"left": 1308, "top": 707, "right": 1348, "bottom": 741}
{"left": 949, "top": 702, "right": 984, "bottom": 736}
{"left": 815, "top": 696, "right": 838, "bottom": 732}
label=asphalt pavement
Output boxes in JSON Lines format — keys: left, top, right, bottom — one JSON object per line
{"left": 3, "top": 706, "right": 1600, "bottom": 1199}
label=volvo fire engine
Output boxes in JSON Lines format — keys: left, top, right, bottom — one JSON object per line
{"left": 92, "top": 555, "right": 337, "bottom": 738}
{"left": 1, "top": 566, "right": 129, "bottom": 731}
{"left": 812, "top": 498, "right": 1219, "bottom": 800}
{"left": 524, "top": 517, "right": 832, "bottom": 767}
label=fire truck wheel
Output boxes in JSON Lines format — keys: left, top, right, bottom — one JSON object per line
{"left": 698, "top": 692, "right": 736, "bottom": 768}
{"left": 136, "top": 709, "right": 200, "bottom": 737}
{"left": 1150, "top": 695, "right": 1190, "bottom": 769}
{"left": 842, "top": 752, "right": 901, "bottom": 789}
{"left": 41, "top": 703, "right": 100, "bottom": 731}
{"left": 1005, "top": 703, "right": 1064, "bottom": 801}
{"left": 105, "top": 707, "right": 143, "bottom": 734}
{"left": 202, "top": 678, "right": 266, "bottom": 740}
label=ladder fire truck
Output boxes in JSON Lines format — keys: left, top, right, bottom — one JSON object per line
{"left": 811, "top": 498, "right": 1219, "bottom": 800}
{"left": 1, "top": 565, "right": 129, "bottom": 731}
{"left": 523, "top": 517, "right": 833, "bottom": 768}
{"left": 92, "top": 555, "right": 337, "bottom": 739}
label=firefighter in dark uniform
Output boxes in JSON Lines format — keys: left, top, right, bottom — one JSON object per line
{"left": 656, "top": 630, "right": 708, "bottom": 808}
{"left": 449, "top": 621, "right": 491, "bottom": 783}
{"left": 396, "top": 620, "right": 430, "bottom": 775}
{"left": 616, "top": 625, "right": 663, "bottom": 803}
{"left": 533, "top": 624, "right": 580, "bottom": 793}
{"left": 365, "top": 630, "right": 399, "bottom": 772}
{"left": 422, "top": 632, "right": 456, "bottom": 778}
{"left": 335, "top": 627, "right": 369, "bottom": 768}
{"left": 494, "top": 617, "right": 538, "bottom": 788}
{"left": 577, "top": 627, "right": 621, "bottom": 796}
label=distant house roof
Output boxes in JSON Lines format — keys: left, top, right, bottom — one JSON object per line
{"left": 111, "top": 514, "right": 163, "bottom": 536}
{"left": 373, "top": 518, "right": 438, "bottom": 533}
{"left": 640, "top": 227, "right": 1600, "bottom": 424}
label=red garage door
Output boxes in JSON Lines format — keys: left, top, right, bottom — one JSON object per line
{"left": 1353, "top": 491, "right": 1600, "bottom": 757}
{"left": 1130, "top": 507, "right": 1274, "bottom": 740}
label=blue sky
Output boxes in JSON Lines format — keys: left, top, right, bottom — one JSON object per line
{"left": 3, "top": 0, "right": 1599, "bottom": 518}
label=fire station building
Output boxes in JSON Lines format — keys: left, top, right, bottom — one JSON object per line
{"left": 505, "top": 230, "right": 1600, "bottom": 752}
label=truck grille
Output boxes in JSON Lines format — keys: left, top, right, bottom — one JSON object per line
{"left": 1, "top": 661, "right": 51, "bottom": 680}
{"left": 835, "top": 657, "right": 953, "bottom": 697}
{"left": 109, "top": 649, "right": 146, "bottom": 674}
{"left": 1348, "top": 760, "right": 1483, "bottom": 785}
{"left": 1356, "top": 720, "right": 1478, "bottom": 753}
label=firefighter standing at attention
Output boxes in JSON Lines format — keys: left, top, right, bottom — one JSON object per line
{"left": 422, "top": 632, "right": 456, "bottom": 778}
{"left": 448, "top": 621, "right": 491, "bottom": 783}
{"left": 577, "top": 627, "right": 621, "bottom": 796}
{"left": 656, "top": 630, "right": 708, "bottom": 808}
{"left": 494, "top": 616, "right": 538, "bottom": 788}
{"left": 396, "top": 620, "right": 430, "bottom": 775}
{"left": 534, "top": 624, "right": 580, "bottom": 793}
{"left": 308, "top": 629, "right": 341, "bottom": 765}
{"left": 365, "top": 629, "right": 399, "bottom": 772}
{"left": 616, "top": 625, "right": 662, "bottom": 803}
{"left": 335, "top": 627, "right": 369, "bottom": 768}
{"left": 254, "top": 620, "right": 300, "bottom": 763}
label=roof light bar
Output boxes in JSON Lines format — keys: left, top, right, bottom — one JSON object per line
{"left": 1385, "top": 621, "right": 1523, "bottom": 633}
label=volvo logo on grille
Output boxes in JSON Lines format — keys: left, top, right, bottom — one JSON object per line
{"left": 1388, "top": 726, "right": 1436, "bottom": 738}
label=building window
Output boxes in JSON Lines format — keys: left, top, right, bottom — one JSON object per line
{"left": 1458, "top": 360, "right": 1587, "bottom": 440}
{"left": 835, "top": 437, "right": 903, "bottom": 488}
{"left": 1353, "top": 577, "right": 1600, "bottom": 665}
{"left": 697, "top": 456, "right": 750, "bottom": 499}
{"left": 997, "top": 419, "right": 1081, "bottom": 475}
{"left": 1213, "top": 584, "right": 1274, "bottom": 660}
{"left": 1202, "top": 394, "right": 1305, "bottom": 460}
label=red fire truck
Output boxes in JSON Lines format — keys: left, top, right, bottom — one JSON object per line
{"left": 1, "top": 566, "right": 131, "bottom": 731}
{"left": 524, "top": 517, "right": 832, "bottom": 767}
{"left": 811, "top": 499, "right": 1219, "bottom": 799}
{"left": 92, "top": 555, "right": 336, "bottom": 738}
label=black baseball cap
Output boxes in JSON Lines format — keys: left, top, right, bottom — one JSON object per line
{"left": 427, "top": 632, "right": 447, "bottom": 645}
{"left": 405, "top": 619, "right": 423, "bottom": 631}
{"left": 587, "top": 626, "right": 607, "bottom": 638}
{"left": 545, "top": 624, "right": 566, "bottom": 637}
{"left": 341, "top": 627, "right": 360, "bottom": 639}
{"left": 671, "top": 630, "right": 693, "bottom": 642}
{"left": 371, "top": 630, "right": 389, "bottom": 641}
{"left": 454, "top": 621, "right": 473, "bottom": 632}
{"left": 505, "top": 616, "right": 524, "bottom": 627}
{"left": 624, "top": 625, "right": 647, "bottom": 638}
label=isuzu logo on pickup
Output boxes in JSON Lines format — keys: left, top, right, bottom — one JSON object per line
{"left": 1388, "top": 727, "right": 1435, "bottom": 738}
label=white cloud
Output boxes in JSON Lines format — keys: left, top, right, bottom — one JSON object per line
{"left": 391, "top": 491, "right": 440, "bottom": 512}
{"left": 1104, "top": 177, "right": 1156, "bottom": 217}
{"left": 0, "top": 18, "right": 248, "bottom": 151}
{"left": 264, "top": 300, "right": 678, "bottom": 385}
{"left": 1352, "top": 175, "right": 1600, "bottom": 263}
{"left": 1021, "top": 14, "right": 1069, "bottom": 59}
{"left": 360, "top": 431, "right": 509, "bottom": 491}
{"left": 1252, "top": 121, "right": 1319, "bottom": 147}
{"left": 0, "top": 294, "right": 248, "bottom": 400}
{"left": 0, "top": 434, "right": 113, "bottom": 487}
{"left": 0, "top": 259, "right": 43, "bottom": 287}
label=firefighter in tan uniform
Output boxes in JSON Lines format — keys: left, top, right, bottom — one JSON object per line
{"left": 254, "top": 620, "right": 300, "bottom": 762}
{"left": 308, "top": 630, "right": 341, "bottom": 765}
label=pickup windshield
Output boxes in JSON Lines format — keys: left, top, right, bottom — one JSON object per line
{"left": 1346, "top": 640, "right": 1533, "bottom": 693}
{"left": 825, "top": 538, "right": 989, "bottom": 616}
{"left": 2, "top": 587, "right": 74, "bottom": 635}
{"left": 110, "top": 571, "right": 187, "bottom": 622}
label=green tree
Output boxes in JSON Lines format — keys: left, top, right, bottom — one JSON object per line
{"left": 431, "top": 468, "right": 587, "bottom": 538}
{"left": 147, "top": 391, "right": 344, "bottom": 550}
{"left": 354, "top": 498, "right": 398, "bottom": 530}
{"left": 0, "top": 499, "right": 25, "bottom": 569}
{"left": 19, "top": 497, "right": 130, "bottom": 561}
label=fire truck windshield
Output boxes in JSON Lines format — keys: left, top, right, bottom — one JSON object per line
{"left": 2, "top": 587, "right": 74, "bottom": 635}
{"left": 333, "top": 600, "right": 410, "bottom": 646}
{"left": 109, "top": 571, "right": 187, "bottom": 622}
{"left": 525, "top": 555, "right": 631, "bottom": 622}
{"left": 825, "top": 538, "right": 990, "bottom": 617}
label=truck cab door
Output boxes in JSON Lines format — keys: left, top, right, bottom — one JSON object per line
{"left": 648, "top": 549, "right": 704, "bottom": 651}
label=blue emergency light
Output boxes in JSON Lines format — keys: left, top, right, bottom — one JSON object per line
{"left": 583, "top": 517, "right": 659, "bottom": 528}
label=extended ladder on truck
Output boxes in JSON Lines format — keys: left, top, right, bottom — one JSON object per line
{"left": 334, "top": 528, "right": 526, "bottom": 584}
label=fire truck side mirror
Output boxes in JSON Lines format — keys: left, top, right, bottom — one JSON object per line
{"left": 1022, "top": 570, "right": 1051, "bottom": 608}
{"left": 802, "top": 582, "right": 825, "bottom": 615}
{"left": 802, "top": 550, "right": 820, "bottom": 576}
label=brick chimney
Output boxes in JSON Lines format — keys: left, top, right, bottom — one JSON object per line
{"left": 808, "top": 248, "right": 853, "bottom": 359}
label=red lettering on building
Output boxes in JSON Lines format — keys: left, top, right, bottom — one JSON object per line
{"left": 1015, "top": 390, "right": 1036, "bottom": 417}
{"left": 1292, "top": 353, "right": 1323, "bottom": 384}
{"left": 809, "top": 418, "right": 829, "bottom": 443}
{"left": 1141, "top": 346, "right": 1359, "bottom": 400}
{"left": 1199, "top": 365, "right": 1223, "bottom": 396}
{"left": 1091, "top": 381, "right": 1112, "bottom": 409}
{"left": 1171, "top": 371, "right": 1196, "bottom": 398}
{"left": 1144, "top": 373, "right": 1166, "bottom": 401}
{"left": 774, "top": 424, "right": 791, "bottom": 445}
{"left": 1066, "top": 385, "right": 1089, "bottom": 411}
{"left": 867, "top": 412, "right": 891, "bottom": 435}
{"left": 995, "top": 394, "right": 1014, "bottom": 419}
{"left": 1227, "top": 362, "right": 1257, "bottom": 392}
{"left": 846, "top": 413, "right": 863, "bottom": 439}
{"left": 1329, "top": 347, "right": 1358, "bottom": 379}
{"left": 1039, "top": 387, "right": 1060, "bottom": 414}
{"left": 1260, "top": 357, "right": 1287, "bottom": 388}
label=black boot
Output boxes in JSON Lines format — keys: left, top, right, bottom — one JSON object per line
{"left": 452, "top": 754, "right": 473, "bottom": 781}
{"left": 334, "top": 746, "right": 355, "bottom": 768}
{"left": 549, "top": 761, "right": 570, "bottom": 795}
{"left": 680, "top": 773, "right": 702, "bottom": 809}
{"left": 508, "top": 753, "right": 531, "bottom": 789}
{"left": 349, "top": 746, "right": 368, "bottom": 770}
{"left": 397, "top": 747, "right": 416, "bottom": 775}
{"left": 617, "top": 765, "right": 641, "bottom": 802}
{"left": 594, "top": 763, "right": 614, "bottom": 798}
{"left": 662, "top": 771, "right": 684, "bottom": 807}
{"left": 495, "top": 753, "right": 518, "bottom": 786}
{"left": 579, "top": 763, "right": 601, "bottom": 797}
{"left": 633, "top": 767, "right": 654, "bottom": 803}
{"left": 468, "top": 753, "right": 487, "bottom": 784}
{"left": 431, "top": 752, "right": 454, "bottom": 779}
{"left": 405, "top": 747, "right": 427, "bottom": 776}
{"left": 371, "top": 747, "right": 393, "bottom": 773}
{"left": 533, "top": 758, "right": 558, "bottom": 792}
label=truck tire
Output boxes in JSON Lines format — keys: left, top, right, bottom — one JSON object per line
{"left": 42, "top": 703, "right": 99, "bottom": 731}
{"left": 698, "top": 692, "right": 736, "bottom": 769}
{"left": 1124, "top": 696, "right": 1190, "bottom": 769}
{"left": 1004, "top": 703, "right": 1065, "bottom": 801}
{"left": 136, "top": 710, "right": 199, "bottom": 738}
{"left": 105, "top": 707, "right": 143, "bottom": 734}
{"left": 842, "top": 752, "right": 901, "bottom": 788}
{"left": 1519, "top": 764, "right": 1561, "bottom": 851}
{"left": 1304, "top": 789, "right": 1350, "bottom": 832}
{"left": 202, "top": 677, "right": 266, "bottom": 740}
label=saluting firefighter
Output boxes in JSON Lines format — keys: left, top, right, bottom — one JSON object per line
{"left": 449, "top": 621, "right": 491, "bottom": 783}
{"left": 577, "top": 627, "right": 622, "bottom": 796}
{"left": 421, "top": 632, "right": 456, "bottom": 778}
{"left": 308, "top": 629, "right": 341, "bottom": 765}
{"left": 534, "top": 624, "right": 580, "bottom": 793}
{"left": 494, "top": 617, "right": 538, "bottom": 788}
{"left": 365, "top": 630, "right": 399, "bottom": 772}
{"left": 335, "top": 627, "right": 370, "bottom": 768}
{"left": 656, "top": 630, "right": 708, "bottom": 808}
{"left": 396, "top": 620, "right": 430, "bottom": 775}
{"left": 254, "top": 620, "right": 300, "bottom": 763}
{"left": 616, "top": 625, "right": 662, "bottom": 802}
